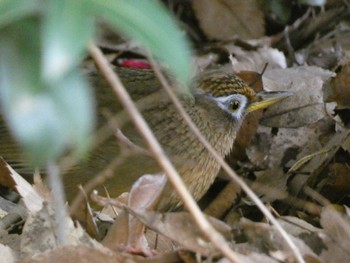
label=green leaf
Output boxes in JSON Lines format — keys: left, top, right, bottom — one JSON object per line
{"left": 0, "top": 19, "right": 94, "bottom": 165}
{"left": 42, "top": 0, "right": 94, "bottom": 82}
{"left": 0, "top": 0, "right": 40, "bottom": 28}
{"left": 88, "top": 0, "right": 192, "bottom": 92}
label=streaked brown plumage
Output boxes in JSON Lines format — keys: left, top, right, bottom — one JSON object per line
{"left": 0, "top": 67, "right": 259, "bottom": 211}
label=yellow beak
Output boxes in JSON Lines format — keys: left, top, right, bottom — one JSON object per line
{"left": 247, "top": 91, "right": 293, "bottom": 113}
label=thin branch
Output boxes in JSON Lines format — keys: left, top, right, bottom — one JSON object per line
{"left": 69, "top": 154, "right": 126, "bottom": 216}
{"left": 88, "top": 43, "right": 242, "bottom": 263}
{"left": 47, "top": 161, "right": 68, "bottom": 245}
{"left": 101, "top": 109, "right": 150, "bottom": 156}
{"left": 69, "top": 98, "right": 155, "bottom": 216}
{"left": 148, "top": 56, "right": 306, "bottom": 263}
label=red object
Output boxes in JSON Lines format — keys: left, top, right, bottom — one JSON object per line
{"left": 119, "top": 59, "right": 151, "bottom": 69}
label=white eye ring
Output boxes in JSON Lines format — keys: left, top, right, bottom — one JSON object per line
{"left": 213, "top": 94, "right": 248, "bottom": 120}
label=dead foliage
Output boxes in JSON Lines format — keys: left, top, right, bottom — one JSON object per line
{"left": 1, "top": 1, "right": 350, "bottom": 263}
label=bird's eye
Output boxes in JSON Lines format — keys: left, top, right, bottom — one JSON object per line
{"left": 228, "top": 100, "right": 240, "bottom": 112}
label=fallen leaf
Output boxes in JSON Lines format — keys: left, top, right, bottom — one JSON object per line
{"left": 20, "top": 203, "right": 101, "bottom": 258}
{"left": 240, "top": 218, "right": 320, "bottom": 261}
{"left": 319, "top": 163, "right": 350, "bottom": 202}
{"left": 247, "top": 126, "right": 320, "bottom": 169}
{"left": 192, "top": 0, "right": 264, "bottom": 40}
{"left": 253, "top": 168, "right": 287, "bottom": 203}
{"left": 0, "top": 158, "right": 43, "bottom": 213}
{"left": 218, "top": 251, "right": 280, "bottom": 263}
{"left": 230, "top": 47, "right": 287, "bottom": 72}
{"left": 130, "top": 210, "right": 232, "bottom": 256}
{"left": 128, "top": 174, "right": 166, "bottom": 212}
{"left": 320, "top": 206, "right": 350, "bottom": 263}
{"left": 20, "top": 245, "right": 121, "bottom": 263}
{"left": 261, "top": 66, "right": 335, "bottom": 128}
{"left": 0, "top": 243, "right": 17, "bottom": 263}
{"left": 325, "top": 63, "right": 350, "bottom": 108}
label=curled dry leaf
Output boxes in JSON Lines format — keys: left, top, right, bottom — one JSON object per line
{"left": 230, "top": 47, "right": 287, "bottom": 73}
{"left": 128, "top": 174, "right": 167, "bottom": 212}
{"left": 0, "top": 158, "right": 43, "bottom": 213}
{"left": 118, "top": 174, "right": 167, "bottom": 255}
{"left": 261, "top": 66, "right": 335, "bottom": 128}
{"left": 192, "top": 0, "right": 264, "bottom": 40}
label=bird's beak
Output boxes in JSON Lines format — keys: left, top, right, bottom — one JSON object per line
{"left": 247, "top": 91, "right": 293, "bottom": 113}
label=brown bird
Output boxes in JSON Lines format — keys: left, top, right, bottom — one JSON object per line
{"left": 0, "top": 67, "right": 289, "bottom": 211}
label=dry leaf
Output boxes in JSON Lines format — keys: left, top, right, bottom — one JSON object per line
{"left": 341, "top": 133, "right": 350, "bottom": 153}
{"left": 122, "top": 174, "right": 167, "bottom": 255}
{"left": 0, "top": 243, "right": 17, "bottom": 263}
{"left": 253, "top": 168, "right": 287, "bottom": 203}
{"left": 20, "top": 203, "right": 101, "bottom": 258}
{"left": 240, "top": 218, "right": 320, "bottom": 261}
{"left": 130, "top": 210, "right": 232, "bottom": 256}
{"left": 320, "top": 206, "right": 350, "bottom": 263}
{"left": 101, "top": 210, "right": 129, "bottom": 251}
{"left": 20, "top": 245, "right": 121, "bottom": 263}
{"left": 319, "top": 163, "right": 350, "bottom": 202}
{"left": 325, "top": 63, "right": 350, "bottom": 108}
{"left": 247, "top": 126, "right": 320, "bottom": 170}
{"left": 0, "top": 158, "right": 43, "bottom": 213}
{"left": 218, "top": 252, "right": 280, "bottom": 263}
{"left": 192, "top": 0, "right": 264, "bottom": 40}
{"left": 128, "top": 174, "right": 167, "bottom": 212}
{"left": 261, "top": 66, "right": 335, "bottom": 128}
{"left": 230, "top": 47, "right": 287, "bottom": 72}
{"left": 296, "top": 129, "right": 350, "bottom": 186}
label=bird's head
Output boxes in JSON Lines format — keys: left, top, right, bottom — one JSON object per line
{"left": 194, "top": 71, "right": 291, "bottom": 123}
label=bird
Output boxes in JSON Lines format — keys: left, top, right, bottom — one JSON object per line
{"left": 0, "top": 66, "right": 289, "bottom": 212}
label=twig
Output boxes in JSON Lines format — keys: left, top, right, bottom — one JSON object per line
{"left": 69, "top": 99, "right": 156, "bottom": 216}
{"left": 148, "top": 56, "right": 306, "bottom": 263}
{"left": 101, "top": 109, "right": 150, "bottom": 156}
{"left": 47, "top": 161, "right": 68, "bottom": 245}
{"left": 249, "top": 181, "right": 321, "bottom": 216}
{"left": 303, "top": 186, "right": 331, "bottom": 206}
{"left": 88, "top": 43, "right": 242, "bottom": 263}
{"left": 69, "top": 154, "right": 126, "bottom": 216}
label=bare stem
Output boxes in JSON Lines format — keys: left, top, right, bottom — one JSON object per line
{"left": 69, "top": 155, "right": 126, "bottom": 216}
{"left": 149, "top": 56, "right": 305, "bottom": 263}
{"left": 47, "top": 161, "right": 68, "bottom": 245}
{"left": 88, "top": 43, "right": 242, "bottom": 263}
